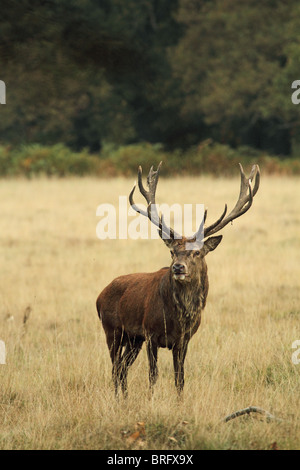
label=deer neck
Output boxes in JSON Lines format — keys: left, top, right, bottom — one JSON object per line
{"left": 169, "top": 265, "right": 208, "bottom": 327}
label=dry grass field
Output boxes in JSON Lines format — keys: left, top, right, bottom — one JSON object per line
{"left": 0, "top": 173, "right": 299, "bottom": 450}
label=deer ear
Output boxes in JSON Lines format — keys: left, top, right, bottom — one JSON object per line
{"left": 202, "top": 235, "right": 223, "bottom": 256}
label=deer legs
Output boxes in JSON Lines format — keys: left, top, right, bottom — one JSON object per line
{"left": 146, "top": 340, "right": 158, "bottom": 391}
{"left": 108, "top": 333, "right": 143, "bottom": 397}
{"left": 108, "top": 334, "right": 189, "bottom": 396}
{"left": 108, "top": 333, "right": 159, "bottom": 396}
{"left": 146, "top": 338, "right": 189, "bottom": 395}
{"left": 172, "top": 339, "right": 189, "bottom": 394}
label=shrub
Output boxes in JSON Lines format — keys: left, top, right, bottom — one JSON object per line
{"left": 0, "top": 144, "right": 98, "bottom": 177}
{"left": 0, "top": 141, "right": 299, "bottom": 177}
{"left": 0, "top": 145, "right": 16, "bottom": 176}
{"left": 103, "top": 142, "right": 168, "bottom": 176}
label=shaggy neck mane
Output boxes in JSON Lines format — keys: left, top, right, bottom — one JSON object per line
{"left": 169, "top": 265, "right": 208, "bottom": 327}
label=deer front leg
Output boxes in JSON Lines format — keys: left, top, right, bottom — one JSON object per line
{"left": 172, "top": 340, "right": 189, "bottom": 394}
{"left": 146, "top": 339, "right": 158, "bottom": 391}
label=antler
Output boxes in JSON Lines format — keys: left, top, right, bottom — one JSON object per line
{"left": 130, "top": 162, "right": 260, "bottom": 244}
{"left": 192, "top": 163, "right": 260, "bottom": 240}
{"left": 129, "top": 162, "right": 181, "bottom": 239}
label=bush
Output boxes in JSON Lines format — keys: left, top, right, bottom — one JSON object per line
{"left": 0, "top": 144, "right": 99, "bottom": 177}
{"left": 0, "top": 145, "right": 16, "bottom": 176}
{"left": 102, "top": 142, "right": 168, "bottom": 176}
{"left": 0, "top": 141, "right": 299, "bottom": 178}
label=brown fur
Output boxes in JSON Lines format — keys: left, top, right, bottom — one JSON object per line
{"left": 96, "top": 235, "right": 222, "bottom": 395}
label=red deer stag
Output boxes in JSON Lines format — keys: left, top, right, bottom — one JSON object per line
{"left": 96, "top": 162, "right": 260, "bottom": 396}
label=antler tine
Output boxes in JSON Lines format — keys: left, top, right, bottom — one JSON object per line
{"left": 228, "top": 163, "right": 253, "bottom": 214}
{"left": 131, "top": 162, "right": 161, "bottom": 215}
{"left": 147, "top": 201, "right": 160, "bottom": 229}
{"left": 147, "top": 165, "right": 155, "bottom": 187}
{"left": 158, "top": 213, "right": 175, "bottom": 241}
{"left": 147, "top": 162, "right": 162, "bottom": 198}
{"left": 137, "top": 162, "right": 162, "bottom": 203}
{"left": 129, "top": 183, "right": 148, "bottom": 218}
{"left": 203, "top": 163, "right": 260, "bottom": 238}
{"left": 189, "top": 206, "right": 223, "bottom": 243}
{"left": 129, "top": 162, "right": 180, "bottom": 240}
{"left": 252, "top": 165, "right": 260, "bottom": 196}
{"left": 203, "top": 204, "right": 228, "bottom": 238}
{"left": 137, "top": 166, "right": 148, "bottom": 199}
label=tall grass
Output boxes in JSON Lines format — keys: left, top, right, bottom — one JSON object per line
{"left": 0, "top": 174, "right": 299, "bottom": 449}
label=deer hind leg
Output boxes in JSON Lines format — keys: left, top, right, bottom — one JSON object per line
{"left": 119, "top": 336, "right": 143, "bottom": 397}
{"left": 107, "top": 331, "right": 124, "bottom": 397}
{"left": 146, "top": 340, "right": 158, "bottom": 391}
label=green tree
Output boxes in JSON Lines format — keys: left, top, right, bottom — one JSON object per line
{"left": 172, "top": 0, "right": 300, "bottom": 155}
{"left": 0, "top": 0, "right": 182, "bottom": 150}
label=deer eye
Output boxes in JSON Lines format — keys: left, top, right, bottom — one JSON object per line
{"left": 194, "top": 250, "right": 201, "bottom": 257}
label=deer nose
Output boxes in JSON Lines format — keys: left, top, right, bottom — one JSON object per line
{"left": 172, "top": 263, "right": 186, "bottom": 274}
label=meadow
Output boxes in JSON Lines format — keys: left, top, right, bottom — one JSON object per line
{"left": 0, "top": 173, "right": 299, "bottom": 450}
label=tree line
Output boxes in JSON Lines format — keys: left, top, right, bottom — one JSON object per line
{"left": 1, "top": 0, "right": 300, "bottom": 157}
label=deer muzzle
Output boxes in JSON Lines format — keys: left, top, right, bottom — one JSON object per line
{"left": 172, "top": 262, "right": 188, "bottom": 281}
